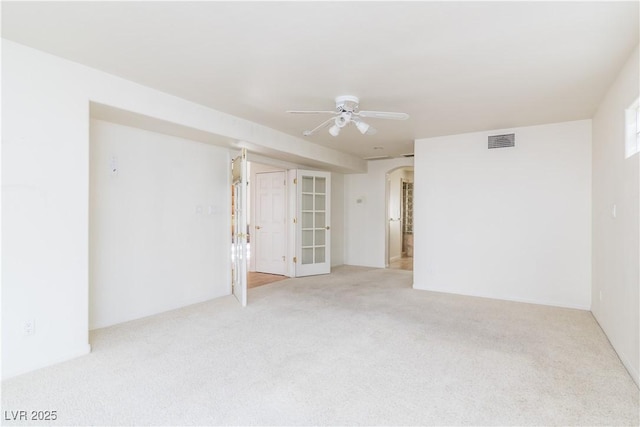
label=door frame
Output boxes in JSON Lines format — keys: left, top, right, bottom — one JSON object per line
{"left": 385, "top": 166, "right": 414, "bottom": 268}
{"left": 239, "top": 154, "right": 331, "bottom": 284}
{"left": 248, "top": 158, "right": 298, "bottom": 279}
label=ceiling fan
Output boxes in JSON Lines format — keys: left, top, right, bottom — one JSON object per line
{"left": 287, "top": 95, "right": 409, "bottom": 137}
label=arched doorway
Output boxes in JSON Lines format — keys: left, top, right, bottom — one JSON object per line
{"left": 385, "top": 166, "right": 414, "bottom": 270}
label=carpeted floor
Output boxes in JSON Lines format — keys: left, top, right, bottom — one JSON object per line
{"left": 2, "top": 266, "right": 638, "bottom": 426}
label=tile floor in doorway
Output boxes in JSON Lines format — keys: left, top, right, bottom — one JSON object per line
{"left": 248, "top": 272, "right": 288, "bottom": 288}
{"left": 389, "top": 256, "right": 413, "bottom": 271}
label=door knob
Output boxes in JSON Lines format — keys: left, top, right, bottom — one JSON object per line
{"left": 326, "top": 226, "right": 330, "bottom": 230}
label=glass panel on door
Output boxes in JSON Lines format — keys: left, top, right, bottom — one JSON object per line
{"left": 301, "top": 175, "right": 325, "bottom": 265}
{"left": 297, "top": 171, "right": 330, "bottom": 275}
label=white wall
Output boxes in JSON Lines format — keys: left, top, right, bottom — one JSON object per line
{"left": 344, "top": 158, "right": 414, "bottom": 268}
{"left": 331, "top": 172, "right": 345, "bottom": 267}
{"left": 591, "top": 46, "right": 639, "bottom": 386}
{"left": 89, "top": 120, "right": 230, "bottom": 329}
{"left": 1, "top": 39, "right": 363, "bottom": 379}
{"left": 414, "top": 120, "right": 592, "bottom": 309}
{"left": 3, "top": 43, "right": 92, "bottom": 379}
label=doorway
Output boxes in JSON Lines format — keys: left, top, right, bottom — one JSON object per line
{"left": 386, "top": 166, "right": 414, "bottom": 271}
{"left": 231, "top": 158, "right": 334, "bottom": 299}
{"left": 254, "top": 170, "right": 287, "bottom": 275}
{"left": 250, "top": 165, "right": 332, "bottom": 278}
{"left": 241, "top": 161, "right": 289, "bottom": 289}
{"left": 247, "top": 162, "right": 288, "bottom": 288}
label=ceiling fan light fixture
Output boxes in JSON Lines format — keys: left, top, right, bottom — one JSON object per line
{"left": 355, "top": 120, "right": 370, "bottom": 135}
{"left": 336, "top": 113, "right": 350, "bottom": 128}
{"left": 328, "top": 124, "right": 341, "bottom": 137}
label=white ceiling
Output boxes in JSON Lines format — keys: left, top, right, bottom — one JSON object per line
{"left": 3, "top": 1, "right": 638, "bottom": 159}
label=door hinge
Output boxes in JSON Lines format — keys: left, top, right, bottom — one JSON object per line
{"left": 293, "top": 178, "right": 297, "bottom": 184}
{"left": 293, "top": 218, "right": 297, "bottom": 224}
{"left": 293, "top": 257, "right": 297, "bottom": 263}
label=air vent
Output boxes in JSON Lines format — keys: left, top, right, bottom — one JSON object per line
{"left": 364, "top": 155, "right": 392, "bottom": 161}
{"left": 488, "top": 133, "right": 515, "bottom": 149}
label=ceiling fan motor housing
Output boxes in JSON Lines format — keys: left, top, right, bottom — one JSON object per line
{"left": 335, "top": 95, "right": 360, "bottom": 113}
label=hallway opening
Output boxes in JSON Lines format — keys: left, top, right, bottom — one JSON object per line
{"left": 385, "top": 166, "right": 414, "bottom": 271}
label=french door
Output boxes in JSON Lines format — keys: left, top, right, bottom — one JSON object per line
{"left": 295, "top": 170, "right": 331, "bottom": 277}
{"left": 231, "top": 149, "right": 248, "bottom": 306}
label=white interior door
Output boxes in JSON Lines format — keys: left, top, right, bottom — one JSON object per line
{"left": 296, "top": 170, "right": 331, "bottom": 277}
{"left": 255, "top": 171, "right": 287, "bottom": 275}
{"left": 232, "top": 149, "right": 248, "bottom": 306}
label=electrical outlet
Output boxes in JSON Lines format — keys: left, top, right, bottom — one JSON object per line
{"left": 110, "top": 156, "right": 118, "bottom": 175}
{"left": 23, "top": 319, "right": 35, "bottom": 336}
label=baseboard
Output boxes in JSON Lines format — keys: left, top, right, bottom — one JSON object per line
{"left": 2, "top": 343, "right": 91, "bottom": 380}
{"left": 621, "top": 354, "right": 640, "bottom": 389}
{"left": 412, "top": 283, "right": 591, "bottom": 311}
{"left": 591, "top": 313, "right": 640, "bottom": 389}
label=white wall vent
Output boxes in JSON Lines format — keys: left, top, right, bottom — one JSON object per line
{"left": 488, "top": 133, "right": 515, "bottom": 149}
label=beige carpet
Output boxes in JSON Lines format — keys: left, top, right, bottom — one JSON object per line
{"left": 2, "top": 266, "right": 638, "bottom": 426}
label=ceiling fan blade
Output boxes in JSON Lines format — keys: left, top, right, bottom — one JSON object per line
{"left": 287, "top": 110, "right": 336, "bottom": 115}
{"left": 357, "top": 110, "right": 409, "bottom": 120}
{"left": 365, "top": 126, "right": 377, "bottom": 135}
{"left": 302, "top": 116, "right": 337, "bottom": 137}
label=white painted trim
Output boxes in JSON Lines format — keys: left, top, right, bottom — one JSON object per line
{"left": 3, "top": 344, "right": 91, "bottom": 380}
{"left": 287, "top": 169, "right": 298, "bottom": 278}
{"left": 385, "top": 174, "right": 391, "bottom": 268}
{"left": 591, "top": 313, "right": 640, "bottom": 388}
{"left": 624, "top": 357, "right": 640, "bottom": 389}
{"left": 226, "top": 151, "right": 233, "bottom": 295}
{"left": 615, "top": 347, "right": 639, "bottom": 389}
{"left": 412, "top": 283, "right": 591, "bottom": 311}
